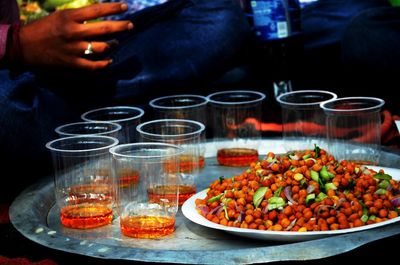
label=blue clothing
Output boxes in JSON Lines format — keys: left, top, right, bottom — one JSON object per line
{"left": 0, "top": 0, "right": 251, "bottom": 200}
{"left": 302, "top": 0, "right": 389, "bottom": 49}
{"left": 100, "top": 0, "right": 168, "bottom": 20}
{"left": 30, "top": 0, "right": 252, "bottom": 108}
{"left": 292, "top": 0, "right": 392, "bottom": 93}
{"left": 341, "top": 6, "right": 400, "bottom": 113}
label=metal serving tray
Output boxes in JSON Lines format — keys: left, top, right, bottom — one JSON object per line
{"left": 9, "top": 140, "right": 400, "bottom": 264}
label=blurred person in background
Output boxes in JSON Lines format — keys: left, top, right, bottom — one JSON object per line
{"left": 300, "top": 0, "right": 400, "bottom": 148}
{"left": 238, "top": 0, "right": 399, "bottom": 148}
{"left": 0, "top": 0, "right": 251, "bottom": 202}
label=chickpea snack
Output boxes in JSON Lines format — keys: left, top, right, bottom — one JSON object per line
{"left": 182, "top": 145, "right": 400, "bottom": 241}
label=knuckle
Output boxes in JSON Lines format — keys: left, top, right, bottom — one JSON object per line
{"left": 91, "top": 4, "right": 103, "bottom": 14}
{"left": 60, "top": 29, "right": 74, "bottom": 40}
{"left": 54, "top": 14, "right": 76, "bottom": 40}
{"left": 56, "top": 10, "right": 70, "bottom": 23}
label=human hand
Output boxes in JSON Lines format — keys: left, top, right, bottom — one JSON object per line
{"left": 18, "top": 2, "right": 133, "bottom": 71}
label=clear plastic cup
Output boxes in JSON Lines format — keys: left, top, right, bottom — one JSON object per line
{"left": 149, "top": 94, "right": 208, "bottom": 125}
{"left": 45, "top": 135, "right": 119, "bottom": 229}
{"left": 277, "top": 90, "right": 337, "bottom": 152}
{"left": 149, "top": 94, "right": 208, "bottom": 162}
{"left": 321, "top": 97, "right": 385, "bottom": 165}
{"left": 81, "top": 106, "right": 144, "bottom": 143}
{"left": 55, "top": 121, "right": 122, "bottom": 139}
{"left": 207, "top": 90, "right": 266, "bottom": 167}
{"left": 136, "top": 119, "right": 205, "bottom": 205}
{"left": 110, "top": 143, "right": 183, "bottom": 238}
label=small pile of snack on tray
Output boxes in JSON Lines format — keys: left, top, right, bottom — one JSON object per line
{"left": 195, "top": 145, "right": 400, "bottom": 232}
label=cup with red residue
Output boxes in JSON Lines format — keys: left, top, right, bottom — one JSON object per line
{"left": 46, "top": 135, "right": 119, "bottom": 229}
{"left": 206, "top": 90, "right": 266, "bottom": 167}
{"left": 277, "top": 90, "right": 337, "bottom": 153}
{"left": 321, "top": 97, "right": 385, "bottom": 165}
{"left": 136, "top": 119, "right": 205, "bottom": 205}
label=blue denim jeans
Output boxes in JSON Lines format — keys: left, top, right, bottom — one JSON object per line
{"left": 294, "top": 0, "right": 391, "bottom": 93}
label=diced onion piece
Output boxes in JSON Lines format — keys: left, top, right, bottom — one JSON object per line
{"left": 196, "top": 205, "right": 209, "bottom": 216}
{"left": 284, "top": 186, "right": 297, "bottom": 205}
{"left": 391, "top": 196, "right": 400, "bottom": 207}
{"left": 209, "top": 205, "right": 223, "bottom": 215}
{"left": 306, "top": 184, "right": 315, "bottom": 194}
{"left": 285, "top": 218, "right": 297, "bottom": 231}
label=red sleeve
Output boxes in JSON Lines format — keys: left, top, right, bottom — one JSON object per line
{"left": 0, "top": 23, "right": 22, "bottom": 67}
{"left": 0, "top": 24, "right": 11, "bottom": 62}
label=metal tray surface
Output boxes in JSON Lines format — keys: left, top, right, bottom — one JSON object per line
{"left": 9, "top": 140, "right": 400, "bottom": 265}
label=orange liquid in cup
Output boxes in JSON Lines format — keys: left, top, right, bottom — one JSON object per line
{"left": 164, "top": 155, "right": 204, "bottom": 173}
{"left": 60, "top": 203, "right": 113, "bottom": 229}
{"left": 198, "top": 155, "right": 205, "bottom": 168}
{"left": 118, "top": 170, "right": 140, "bottom": 187}
{"left": 120, "top": 216, "right": 175, "bottom": 238}
{"left": 148, "top": 184, "right": 196, "bottom": 206}
{"left": 346, "top": 160, "right": 377, "bottom": 166}
{"left": 180, "top": 154, "right": 206, "bottom": 171}
{"left": 217, "top": 148, "right": 259, "bottom": 167}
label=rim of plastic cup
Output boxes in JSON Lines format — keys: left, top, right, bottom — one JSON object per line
{"left": 55, "top": 121, "right": 122, "bottom": 136}
{"left": 109, "top": 142, "right": 184, "bottom": 159}
{"left": 206, "top": 90, "right": 266, "bottom": 105}
{"left": 276, "top": 90, "right": 338, "bottom": 107}
{"left": 149, "top": 94, "right": 209, "bottom": 109}
{"left": 320, "top": 97, "right": 385, "bottom": 113}
{"left": 81, "top": 106, "right": 144, "bottom": 123}
{"left": 136, "top": 119, "right": 205, "bottom": 138}
{"left": 46, "top": 135, "right": 119, "bottom": 153}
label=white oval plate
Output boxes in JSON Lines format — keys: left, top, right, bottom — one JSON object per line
{"left": 182, "top": 166, "right": 400, "bottom": 242}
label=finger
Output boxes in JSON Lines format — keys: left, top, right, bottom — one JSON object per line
{"left": 72, "top": 57, "right": 113, "bottom": 71}
{"left": 76, "top": 20, "right": 133, "bottom": 39}
{"left": 69, "top": 3, "right": 129, "bottom": 23}
{"left": 78, "top": 41, "right": 113, "bottom": 56}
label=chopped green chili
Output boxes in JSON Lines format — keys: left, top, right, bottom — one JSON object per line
{"left": 325, "top": 183, "right": 337, "bottom": 191}
{"left": 253, "top": 187, "right": 268, "bottom": 208}
{"left": 320, "top": 166, "right": 335, "bottom": 181}
{"left": 375, "top": 188, "right": 387, "bottom": 195}
{"left": 267, "top": 197, "right": 286, "bottom": 210}
{"left": 207, "top": 193, "right": 223, "bottom": 203}
{"left": 306, "top": 193, "right": 315, "bottom": 205}
{"left": 310, "top": 170, "right": 319, "bottom": 182}
{"left": 315, "top": 192, "right": 327, "bottom": 202}
{"left": 378, "top": 179, "right": 390, "bottom": 189}
{"left": 373, "top": 173, "right": 392, "bottom": 181}
{"left": 274, "top": 186, "right": 283, "bottom": 197}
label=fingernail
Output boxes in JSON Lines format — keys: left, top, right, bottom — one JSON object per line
{"left": 121, "top": 3, "right": 128, "bottom": 11}
{"left": 108, "top": 59, "right": 113, "bottom": 65}
{"left": 127, "top": 22, "right": 134, "bottom": 30}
